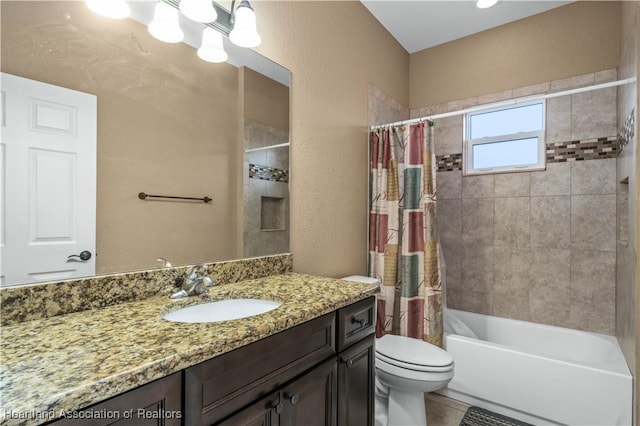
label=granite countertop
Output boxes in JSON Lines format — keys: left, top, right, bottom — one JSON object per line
{"left": 0, "top": 273, "right": 378, "bottom": 426}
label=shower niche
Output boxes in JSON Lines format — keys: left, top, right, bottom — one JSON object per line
{"left": 261, "top": 196, "right": 286, "bottom": 231}
{"left": 618, "top": 177, "right": 629, "bottom": 246}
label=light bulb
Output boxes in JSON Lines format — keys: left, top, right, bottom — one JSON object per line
{"left": 148, "top": 1, "right": 184, "bottom": 43}
{"left": 229, "top": 0, "right": 261, "bottom": 48}
{"left": 197, "top": 28, "right": 228, "bottom": 63}
{"left": 85, "top": 0, "right": 130, "bottom": 19}
{"left": 476, "top": 0, "right": 499, "bottom": 9}
{"left": 179, "top": 0, "right": 217, "bottom": 23}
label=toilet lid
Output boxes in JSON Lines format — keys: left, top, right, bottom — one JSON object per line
{"left": 376, "top": 334, "right": 453, "bottom": 368}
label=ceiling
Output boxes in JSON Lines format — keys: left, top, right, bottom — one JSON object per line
{"left": 361, "top": 1, "right": 573, "bottom": 54}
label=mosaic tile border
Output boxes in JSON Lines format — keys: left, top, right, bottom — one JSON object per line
{"left": 436, "top": 153, "right": 463, "bottom": 171}
{"left": 0, "top": 254, "right": 293, "bottom": 326}
{"left": 249, "top": 163, "right": 289, "bottom": 183}
{"left": 436, "top": 136, "right": 618, "bottom": 171}
{"left": 618, "top": 108, "right": 635, "bottom": 153}
{"left": 547, "top": 136, "right": 617, "bottom": 162}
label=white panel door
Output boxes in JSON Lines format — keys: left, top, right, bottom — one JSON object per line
{"left": 1, "top": 73, "right": 97, "bottom": 286}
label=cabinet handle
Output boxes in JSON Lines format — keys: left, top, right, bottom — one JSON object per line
{"left": 351, "top": 317, "right": 365, "bottom": 327}
{"left": 272, "top": 401, "right": 284, "bottom": 414}
{"left": 285, "top": 393, "right": 299, "bottom": 405}
{"left": 340, "top": 357, "right": 353, "bottom": 368}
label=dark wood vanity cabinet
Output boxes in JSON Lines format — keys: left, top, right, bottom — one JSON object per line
{"left": 187, "top": 296, "right": 375, "bottom": 426}
{"left": 336, "top": 297, "right": 375, "bottom": 426}
{"left": 185, "top": 313, "right": 336, "bottom": 425}
{"left": 46, "top": 297, "right": 375, "bottom": 426}
{"left": 218, "top": 358, "right": 337, "bottom": 426}
{"left": 47, "top": 372, "right": 182, "bottom": 426}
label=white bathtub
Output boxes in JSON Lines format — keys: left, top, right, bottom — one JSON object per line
{"left": 439, "top": 308, "right": 632, "bottom": 426}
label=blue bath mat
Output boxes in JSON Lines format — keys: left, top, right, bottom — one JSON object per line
{"left": 460, "top": 406, "right": 533, "bottom": 426}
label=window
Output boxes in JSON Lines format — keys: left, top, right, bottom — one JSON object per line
{"left": 464, "top": 101, "right": 545, "bottom": 175}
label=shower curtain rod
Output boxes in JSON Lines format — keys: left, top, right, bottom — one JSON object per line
{"left": 370, "top": 77, "right": 637, "bottom": 130}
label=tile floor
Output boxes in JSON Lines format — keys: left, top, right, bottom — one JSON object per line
{"left": 425, "top": 393, "right": 470, "bottom": 426}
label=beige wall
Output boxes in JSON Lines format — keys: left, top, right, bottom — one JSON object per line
{"left": 1, "top": 2, "right": 241, "bottom": 274}
{"left": 409, "top": 1, "right": 621, "bottom": 108}
{"left": 253, "top": 1, "right": 409, "bottom": 276}
{"left": 243, "top": 67, "right": 289, "bottom": 132}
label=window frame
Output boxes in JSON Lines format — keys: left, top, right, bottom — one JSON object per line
{"left": 463, "top": 100, "right": 546, "bottom": 176}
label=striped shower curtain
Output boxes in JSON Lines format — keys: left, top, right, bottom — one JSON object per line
{"left": 368, "top": 122, "right": 443, "bottom": 348}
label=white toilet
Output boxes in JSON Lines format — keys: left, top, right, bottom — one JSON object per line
{"left": 341, "top": 276, "right": 454, "bottom": 426}
{"left": 375, "top": 334, "right": 454, "bottom": 425}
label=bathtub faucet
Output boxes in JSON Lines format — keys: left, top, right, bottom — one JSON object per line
{"left": 170, "top": 264, "right": 216, "bottom": 299}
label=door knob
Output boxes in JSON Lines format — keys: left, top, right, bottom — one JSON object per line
{"left": 67, "top": 251, "right": 92, "bottom": 262}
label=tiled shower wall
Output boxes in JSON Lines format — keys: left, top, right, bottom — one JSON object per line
{"left": 616, "top": 1, "right": 638, "bottom": 414}
{"left": 413, "top": 69, "right": 619, "bottom": 335}
{"left": 368, "top": 83, "right": 409, "bottom": 127}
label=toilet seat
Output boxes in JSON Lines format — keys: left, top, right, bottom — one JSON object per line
{"left": 376, "top": 351, "right": 453, "bottom": 373}
{"left": 376, "top": 355, "right": 455, "bottom": 384}
{"left": 375, "top": 334, "right": 453, "bottom": 372}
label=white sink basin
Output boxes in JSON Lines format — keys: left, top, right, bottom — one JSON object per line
{"left": 162, "top": 298, "right": 281, "bottom": 323}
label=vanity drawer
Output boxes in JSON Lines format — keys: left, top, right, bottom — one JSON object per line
{"left": 184, "top": 312, "right": 335, "bottom": 426}
{"left": 337, "top": 297, "right": 375, "bottom": 352}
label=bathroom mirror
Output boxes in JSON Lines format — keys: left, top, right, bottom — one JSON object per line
{"left": 0, "top": 1, "right": 290, "bottom": 287}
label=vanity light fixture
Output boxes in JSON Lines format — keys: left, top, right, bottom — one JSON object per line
{"left": 198, "top": 27, "right": 228, "bottom": 63}
{"left": 84, "top": 0, "right": 130, "bottom": 19}
{"left": 148, "top": 1, "right": 185, "bottom": 43}
{"left": 476, "top": 0, "right": 499, "bottom": 9}
{"left": 84, "top": 0, "right": 262, "bottom": 62}
{"left": 179, "top": 0, "right": 218, "bottom": 24}
{"left": 229, "top": 0, "right": 261, "bottom": 48}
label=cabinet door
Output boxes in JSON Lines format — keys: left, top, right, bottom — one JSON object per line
{"left": 338, "top": 335, "right": 374, "bottom": 426}
{"left": 216, "top": 391, "right": 280, "bottom": 426}
{"left": 48, "top": 373, "right": 182, "bottom": 426}
{"left": 185, "top": 313, "right": 335, "bottom": 425}
{"left": 280, "top": 358, "right": 337, "bottom": 426}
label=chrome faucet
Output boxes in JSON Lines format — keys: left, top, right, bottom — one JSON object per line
{"left": 157, "top": 257, "right": 173, "bottom": 268}
{"left": 170, "top": 264, "right": 216, "bottom": 299}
